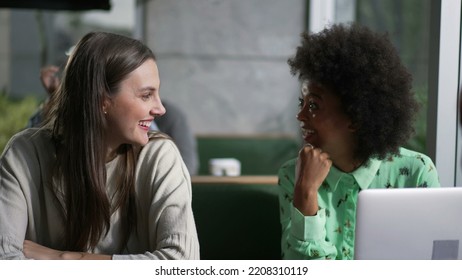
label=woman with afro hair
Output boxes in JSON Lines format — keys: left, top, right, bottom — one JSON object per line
{"left": 278, "top": 23, "right": 440, "bottom": 260}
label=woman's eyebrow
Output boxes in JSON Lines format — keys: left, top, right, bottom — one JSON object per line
{"left": 305, "top": 91, "right": 323, "bottom": 100}
{"left": 137, "top": 86, "right": 157, "bottom": 93}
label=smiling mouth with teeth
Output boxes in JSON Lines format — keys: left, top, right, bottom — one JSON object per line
{"left": 138, "top": 120, "right": 152, "bottom": 128}
{"left": 300, "top": 127, "right": 315, "bottom": 142}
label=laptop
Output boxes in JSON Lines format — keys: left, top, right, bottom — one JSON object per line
{"left": 354, "top": 187, "right": 462, "bottom": 260}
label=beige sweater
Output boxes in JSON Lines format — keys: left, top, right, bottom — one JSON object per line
{"left": 0, "top": 128, "right": 199, "bottom": 260}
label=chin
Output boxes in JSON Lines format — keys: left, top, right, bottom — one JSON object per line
{"left": 126, "top": 134, "right": 149, "bottom": 147}
{"left": 132, "top": 138, "right": 149, "bottom": 146}
{"left": 138, "top": 134, "right": 150, "bottom": 146}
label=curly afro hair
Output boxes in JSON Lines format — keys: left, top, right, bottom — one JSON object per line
{"left": 288, "top": 23, "right": 419, "bottom": 161}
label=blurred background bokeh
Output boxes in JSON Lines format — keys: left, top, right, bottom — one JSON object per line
{"left": 1, "top": 0, "right": 460, "bottom": 186}
{"left": 0, "top": 0, "right": 431, "bottom": 148}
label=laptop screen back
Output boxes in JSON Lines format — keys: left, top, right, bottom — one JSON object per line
{"left": 354, "top": 187, "right": 462, "bottom": 260}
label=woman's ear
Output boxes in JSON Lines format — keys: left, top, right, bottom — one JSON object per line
{"left": 102, "top": 96, "right": 111, "bottom": 114}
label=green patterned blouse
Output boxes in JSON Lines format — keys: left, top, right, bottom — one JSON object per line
{"left": 278, "top": 147, "right": 440, "bottom": 260}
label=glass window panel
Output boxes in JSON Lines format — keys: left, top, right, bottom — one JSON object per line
{"left": 356, "top": 0, "right": 431, "bottom": 154}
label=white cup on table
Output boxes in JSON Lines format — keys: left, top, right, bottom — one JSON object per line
{"left": 208, "top": 158, "right": 241, "bottom": 176}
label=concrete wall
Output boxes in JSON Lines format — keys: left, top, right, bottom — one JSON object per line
{"left": 0, "top": 10, "right": 10, "bottom": 94}
{"left": 3, "top": 10, "right": 56, "bottom": 99}
{"left": 10, "top": 10, "right": 44, "bottom": 98}
{"left": 145, "top": 0, "right": 306, "bottom": 137}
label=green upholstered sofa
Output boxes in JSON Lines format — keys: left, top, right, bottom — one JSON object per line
{"left": 196, "top": 134, "right": 300, "bottom": 175}
{"left": 192, "top": 182, "right": 281, "bottom": 260}
{"left": 191, "top": 134, "right": 300, "bottom": 259}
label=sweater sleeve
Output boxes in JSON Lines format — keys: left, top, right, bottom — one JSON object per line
{"left": 0, "top": 135, "right": 30, "bottom": 260}
{"left": 113, "top": 139, "right": 200, "bottom": 260}
{"left": 278, "top": 160, "right": 337, "bottom": 260}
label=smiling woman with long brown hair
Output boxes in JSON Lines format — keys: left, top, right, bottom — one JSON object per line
{"left": 0, "top": 32, "right": 199, "bottom": 260}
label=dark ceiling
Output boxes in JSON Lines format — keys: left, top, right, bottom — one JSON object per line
{"left": 0, "top": 0, "right": 110, "bottom": 11}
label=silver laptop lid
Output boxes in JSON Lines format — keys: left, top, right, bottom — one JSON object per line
{"left": 354, "top": 187, "right": 462, "bottom": 260}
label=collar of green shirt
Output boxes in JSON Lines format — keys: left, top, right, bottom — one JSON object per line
{"left": 325, "top": 158, "right": 381, "bottom": 191}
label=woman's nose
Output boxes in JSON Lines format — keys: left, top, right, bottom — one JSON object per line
{"left": 296, "top": 110, "right": 303, "bottom": 121}
{"left": 297, "top": 107, "right": 308, "bottom": 121}
{"left": 151, "top": 100, "right": 166, "bottom": 117}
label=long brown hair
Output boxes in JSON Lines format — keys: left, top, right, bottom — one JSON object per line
{"left": 43, "top": 32, "right": 156, "bottom": 252}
